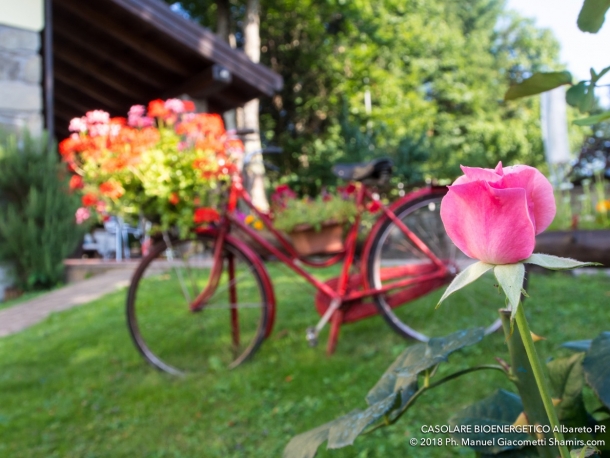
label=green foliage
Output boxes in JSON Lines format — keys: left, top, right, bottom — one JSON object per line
{"left": 167, "top": 0, "right": 561, "bottom": 185}
{"left": 583, "top": 332, "right": 610, "bottom": 409}
{"left": 577, "top": 0, "right": 610, "bottom": 33}
{"left": 0, "top": 132, "right": 83, "bottom": 290}
{"left": 449, "top": 390, "right": 527, "bottom": 454}
{"left": 504, "top": 1, "right": 610, "bottom": 129}
{"left": 547, "top": 353, "right": 587, "bottom": 427}
{"left": 504, "top": 72, "right": 572, "bottom": 101}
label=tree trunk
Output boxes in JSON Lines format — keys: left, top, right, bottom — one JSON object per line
{"left": 216, "top": 0, "right": 230, "bottom": 42}
{"left": 216, "top": 0, "right": 237, "bottom": 131}
{"left": 242, "top": 0, "right": 268, "bottom": 211}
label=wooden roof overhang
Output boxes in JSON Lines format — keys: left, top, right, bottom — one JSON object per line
{"left": 49, "top": 0, "right": 283, "bottom": 138}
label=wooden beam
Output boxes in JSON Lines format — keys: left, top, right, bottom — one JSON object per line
{"left": 55, "top": 79, "right": 117, "bottom": 112}
{"left": 56, "top": 0, "right": 192, "bottom": 76}
{"left": 54, "top": 53, "right": 152, "bottom": 101}
{"left": 54, "top": 105, "right": 78, "bottom": 127}
{"left": 164, "top": 64, "right": 232, "bottom": 99}
{"left": 107, "top": 0, "right": 283, "bottom": 96}
{"left": 209, "top": 87, "right": 251, "bottom": 109}
{"left": 55, "top": 90, "right": 95, "bottom": 116}
{"left": 53, "top": 25, "right": 172, "bottom": 90}
{"left": 55, "top": 66, "right": 131, "bottom": 112}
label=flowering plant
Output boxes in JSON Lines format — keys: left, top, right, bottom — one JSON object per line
{"left": 59, "top": 99, "right": 243, "bottom": 236}
{"left": 271, "top": 184, "right": 359, "bottom": 233}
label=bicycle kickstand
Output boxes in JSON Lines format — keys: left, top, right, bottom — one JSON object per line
{"left": 306, "top": 298, "right": 342, "bottom": 348}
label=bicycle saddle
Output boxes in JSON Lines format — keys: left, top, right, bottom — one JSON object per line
{"left": 331, "top": 158, "right": 393, "bottom": 182}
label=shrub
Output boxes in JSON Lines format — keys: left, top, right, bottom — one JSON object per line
{"left": 0, "top": 131, "right": 83, "bottom": 290}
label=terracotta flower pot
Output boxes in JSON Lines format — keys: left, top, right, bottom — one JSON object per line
{"left": 289, "top": 222, "right": 344, "bottom": 256}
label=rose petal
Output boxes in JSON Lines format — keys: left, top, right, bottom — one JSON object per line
{"left": 499, "top": 165, "right": 556, "bottom": 234}
{"left": 494, "top": 161, "right": 504, "bottom": 175}
{"left": 440, "top": 180, "right": 536, "bottom": 264}
{"left": 453, "top": 164, "right": 504, "bottom": 186}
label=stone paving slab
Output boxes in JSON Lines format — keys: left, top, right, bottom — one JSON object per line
{"left": 0, "top": 268, "right": 135, "bottom": 338}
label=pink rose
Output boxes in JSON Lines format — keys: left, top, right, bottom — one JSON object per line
{"left": 440, "top": 162, "right": 556, "bottom": 265}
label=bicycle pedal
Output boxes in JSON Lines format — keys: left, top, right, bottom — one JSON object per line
{"left": 305, "top": 327, "right": 318, "bottom": 347}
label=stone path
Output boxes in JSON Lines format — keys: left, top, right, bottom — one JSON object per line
{"left": 0, "top": 268, "right": 136, "bottom": 338}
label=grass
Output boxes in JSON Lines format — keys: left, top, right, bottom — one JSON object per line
{"left": 0, "top": 266, "right": 609, "bottom": 458}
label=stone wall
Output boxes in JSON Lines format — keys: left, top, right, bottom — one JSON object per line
{"left": 0, "top": 23, "right": 42, "bottom": 135}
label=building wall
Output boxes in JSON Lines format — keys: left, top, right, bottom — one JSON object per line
{"left": 0, "top": 0, "right": 44, "bottom": 135}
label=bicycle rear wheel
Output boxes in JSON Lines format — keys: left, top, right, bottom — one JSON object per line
{"left": 367, "top": 190, "right": 504, "bottom": 342}
{"left": 126, "top": 233, "right": 269, "bottom": 375}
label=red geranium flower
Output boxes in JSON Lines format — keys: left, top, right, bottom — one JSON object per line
{"left": 183, "top": 100, "right": 195, "bottom": 112}
{"left": 345, "top": 183, "right": 357, "bottom": 195}
{"left": 82, "top": 193, "right": 98, "bottom": 207}
{"left": 168, "top": 193, "right": 180, "bottom": 205}
{"left": 367, "top": 200, "right": 381, "bottom": 213}
{"left": 193, "top": 207, "right": 220, "bottom": 224}
{"left": 147, "top": 99, "right": 170, "bottom": 119}
{"left": 99, "top": 181, "right": 124, "bottom": 199}
{"left": 69, "top": 175, "right": 84, "bottom": 190}
{"left": 59, "top": 136, "right": 81, "bottom": 156}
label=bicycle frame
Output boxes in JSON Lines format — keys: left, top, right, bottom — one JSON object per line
{"left": 191, "top": 170, "right": 451, "bottom": 351}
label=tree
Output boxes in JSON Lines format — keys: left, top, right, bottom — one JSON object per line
{"left": 166, "top": 0, "right": 563, "bottom": 189}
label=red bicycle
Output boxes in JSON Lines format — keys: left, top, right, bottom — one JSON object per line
{"left": 127, "top": 149, "right": 502, "bottom": 375}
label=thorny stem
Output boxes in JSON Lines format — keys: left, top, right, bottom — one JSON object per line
{"left": 515, "top": 304, "right": 570, "bottom": 458}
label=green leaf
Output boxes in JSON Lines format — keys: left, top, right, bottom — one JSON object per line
{"left": 573, "top": 111, "right": 610, "bottom": 126}
{"left": 449, "top": 389, "right": 527, "bottom": 455}
{"left": 283, "top": 416, "right": 345, "bottom": 458}
{"left": 494, "top": 263, "right": 525, "bottom": 320}
{"left": 327, "top": 394, "right": 400, "bottom": 448}
{"left": 570, "top": 445, "right": 599, "bottom": 457}
{"left": 394, "top": 328, "right": 486, "bottom": 378}
{"left": 547, "top": 353, "right": 587, "bottom": 426}
{"left": 366, "top": 346, "right": 418, "bottom": 415}
{"left": 577, "top": 0, "right": 610, "bottom": 33}
{"left": 561, "top": 340, "right": 592, "bottom": 352}
{"left": 596, "top": 65, "right": 610, "bottom": 81}
{"left": 437, "top": 262, "right": 494, "bottom": 307}
{"left": 583, "top": 332, "right": 610, "bottom": 409}
{"left": 566, "top": 82, "right": 595, "bottom": 113}
{"left": 504, "top": 72, "right": 572, "bottom": 101}
{"left": 524, "top": 253, "right": 600, "bottom": 270}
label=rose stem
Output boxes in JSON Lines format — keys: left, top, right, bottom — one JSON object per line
{"left": 515, "top": 304, "right": 570, "bottom": 458}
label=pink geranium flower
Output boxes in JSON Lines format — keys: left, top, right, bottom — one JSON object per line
{"left": 85, "top": 110, "right": 110, "bottom": 125}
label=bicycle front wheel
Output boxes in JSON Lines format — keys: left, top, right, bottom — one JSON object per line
{"left": 127, "top": 233, "right": 269, "bottom": 375}
{"left": 367, "top": 191, "right": 503, "bottom": 342}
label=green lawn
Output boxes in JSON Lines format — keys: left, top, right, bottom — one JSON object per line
{"left": 0, "top": 267, "right": 608, "bottom": 458}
